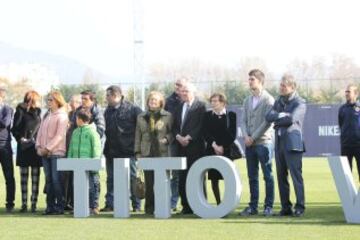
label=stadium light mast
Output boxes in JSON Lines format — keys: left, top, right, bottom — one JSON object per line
{"left": 132, "top": 0, "right": 145, "bottom": 110}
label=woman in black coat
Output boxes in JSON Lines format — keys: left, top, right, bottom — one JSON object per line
{"left": 203, "top": 93, "right": 237, "bottom": 205}
{"left": 11, "top": 90, "right": 42, "bottom": 213}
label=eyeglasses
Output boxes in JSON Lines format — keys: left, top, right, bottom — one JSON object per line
{"left": 47, "top": 98, "right": 54, "bottom": 102}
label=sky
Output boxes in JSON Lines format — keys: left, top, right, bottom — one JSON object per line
{"left": 0, "top": 0, "right": 359, "bottom": 77}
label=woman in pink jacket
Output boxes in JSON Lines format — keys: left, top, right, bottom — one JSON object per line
{"left": 36, "top": 91, "right": 68, "bottom": 215}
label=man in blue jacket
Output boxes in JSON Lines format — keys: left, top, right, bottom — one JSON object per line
{"left": 266, "top": 74, "right": 306, "bottom": 217}
{"left": 338, "top": 84, "right": 360, "bottom": 181}
{"left": 0, "top": 88, "right": 15, "bottom": 213}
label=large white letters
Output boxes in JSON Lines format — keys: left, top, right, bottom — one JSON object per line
{"left": 57, "top": 158, "right": 103, "bottom": 218}
{"left": 328, "top": 156, "right": 360, "bottom": 223}
{"left": 137, "top": 157, "right": 186, "bottom": 218}
{"left": 113, "top": 158, "right": 130, "bottom": 218}
{"left": 186, "top": 156, "right": 241, "bottom": 218}
{"left": 58, "top": 156, "right": 241, "bottom": 219}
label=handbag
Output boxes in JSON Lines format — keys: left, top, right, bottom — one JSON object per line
{"left": 229, "top": 140, "right": 243, "bottom": 160}
{"left": 132, "top": 170, "right": 146, "bottom": 199}
{"left": 226, "top": 112, "right": 243, "bottom": 160}
{"left": 19, "top": 123, "right": 40, "bottom": 151}
{"left": 19, "top": 139, "right": 36, "bottom": 151}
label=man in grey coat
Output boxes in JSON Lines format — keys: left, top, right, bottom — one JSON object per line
{"left": 239, "top": 69, "right": 275, "bottom": 216}
{"left": 266, "top": 73, "right": 306, "bottom": 217}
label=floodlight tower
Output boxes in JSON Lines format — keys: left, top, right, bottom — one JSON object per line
{"left": 132, "top": 0, "right": 145, "bottom": 109}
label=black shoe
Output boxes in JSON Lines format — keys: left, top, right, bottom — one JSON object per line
{"left": 43, "top": 209, "right": 56, "bottom": 215}
{"left": 19, "top": 205, "right": 28, "bottom": 213}
{"left": 263, "top": 207, "right": 273, "bottom": 217}
{"left": 278, "top": 208, "right": 293, "bottom": 216}
{"left": 100, "top": 206, "right": 113, "bottom": 212}
{"left": 64, "top": 205, "right": 73, "bottom": 211}
{"left": 178, "top": 209, "right": 193, "bottom": 215}
{"left": 133, "top": 208, "right": 141, "bottom": 212}
{"left": 53, "top": 210, "right": 64, "bottom": 215}
{"left": 43, "top": 207, "right": 62, "bottom": 215}
{"left": 31, "top": 204, "right": 37, "bottom": 213}
{"left": 293, "top": 209, "right": 304, "bottom": 217}
{"left": 6, "top": 206, "right": 14, "bottom": 213}
{"left": 239, "top": 207, "right": 258, "bottom": 216}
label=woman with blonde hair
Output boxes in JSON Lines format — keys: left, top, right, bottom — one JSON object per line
{"left": 134, "top": 91, "right": 173, "bottom": 215}
{"left": 12, "top": 90, "right": 42, "bottom": 213}
{"left": 36, "top": 91, "right": 68, "bottom": 215}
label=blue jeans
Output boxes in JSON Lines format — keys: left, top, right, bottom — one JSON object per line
{"left": 105, "top": 157, "right": 141, "bottom": 210}
{"left": 89, "top": 172, "right": 100, "bottom": 209}
{"left": 42, "top": 155, "right": 64, "bottom": 212}
{"left": 170, "top": 170, "right": 179, "bottom": 209}
{"left": 245, "top": 144, "right": 274, "bottom": 210}
{"left": 169, "top": 143, "right": 179, "bottom": 209}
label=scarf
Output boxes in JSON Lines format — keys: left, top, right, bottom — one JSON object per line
{"left": 149, "top": 109, "right": 161, "bottom": 133}
{"left": 145, "top": 109, "right": 162, "bottom": 156}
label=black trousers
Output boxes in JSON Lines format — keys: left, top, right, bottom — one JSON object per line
{"left": 275, "top": 137, "right": 305, "bottom": 211}
{"left": 144, "top": 170, "right": 154, "bottom": 214}
{"left": 341, "top": 146, "right": 360, "bottom": 181}
{"left": 0, "top": 146, "right": 15, "bottom": 208}
{"left": 61, "top": 171, "right": 74, "bottom": 207}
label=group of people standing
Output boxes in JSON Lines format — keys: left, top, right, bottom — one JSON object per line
{"left": 1, "top": 68, "right": 358, "bottom": 217}
{"left": 130, "top": 70, "right": 307, "bottom": 217}
{"left": 239, "top": 70, "right": 306, "bottom": 217}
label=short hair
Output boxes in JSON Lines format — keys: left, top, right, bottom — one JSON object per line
{"left": 81, "top": 90, "right": 97, "bottom": 102}
{"left": 209, "top": 93, "right": 227, "bottom": 104}
{"left": 176, "top": 77, "right": 190, "bottom": 85}
{"left": 49, "top": 91, "right": 66, "bottom": 108}
{"left": 347, "top": 83, "right": 359, "bottom": 95}
{"left": 23, "top": 90, "right": 41, "bottom": 109}
{"left": 147, "top": 91, "right": 165, "bottom": 109}
{"left": 0, "top": 88, "right": 7, "bottom": 98}
{"left": 281, "top": 73, "right": 297, "bottom": 89}
{"left": 248, "top": 69, "right": 265, "bottom": 85}
{"left": 106, "top": 85, "right": 123, "bottom": 98}
{"left": 76, "top": 108, "right": 92, "bottom": 123}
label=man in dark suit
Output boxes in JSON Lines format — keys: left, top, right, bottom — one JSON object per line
{"left": 0, "top": 88, "right": 15, "bottom": 213}
{"left": 266, "top": 74, "right": 306, "bottom": 217}
{"left": 173, "top": 82, "right": 206, "bottom": 214}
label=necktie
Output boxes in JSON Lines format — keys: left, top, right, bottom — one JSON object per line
{"left": 181, "top": 103, "right": 190, "bottom": 131}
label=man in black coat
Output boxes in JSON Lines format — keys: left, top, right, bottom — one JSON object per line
{"left": 101, "top": 85, "right": 142, "bottom": 212}
{"left": 0, "top": 88, "right": 15, "bottom": 212}
{"left": 338, "top": 84, "right": 360, "bottom": 180}
{"left": 266, "top": 74, "right": 306, "bottom": 217}
{"left": 173, "top": 82, "right": 206, "bottom": 214}
{"left": 165, "top": 77, "right": 188, "bottom": 211}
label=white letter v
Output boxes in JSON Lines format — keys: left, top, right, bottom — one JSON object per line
{"left": 328, "top": 156, "right": 360, "bottom": 223}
